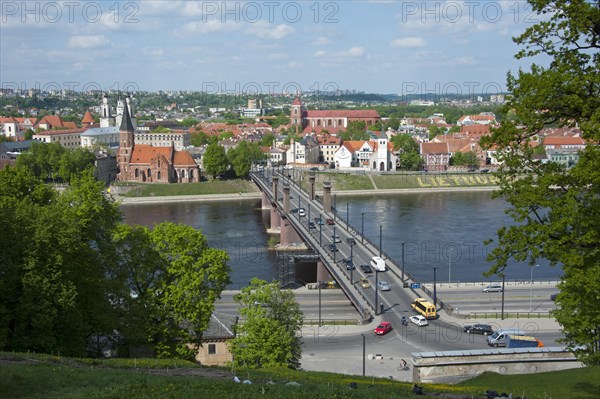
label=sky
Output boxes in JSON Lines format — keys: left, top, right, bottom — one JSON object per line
{"left": 0, "top": 0, "right": 549, "bottom": 97}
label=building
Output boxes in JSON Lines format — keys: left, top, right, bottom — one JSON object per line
{"left": 316, "top": 134, "right": 342, "bottom": 164}
{"left": 0, "top": 140, "right": 34, "bottom": 169}
{"left": 289, "top": 97, "right": 380, "bottom": 134}
{"left": 192, "top": 312, "right": 237, "bottom": 366}
{"left": 134, "top": 130, "right": 191, "bottom": 150}
{"left": 116, "top": 103, "right": 200, "bottom": 183}
{"left": 333, "top": 132, "right": 397, "bottom": 171}
{"left": 80, "top": 126, "right": 120, "bottom": 148}
{"left": 420, "top": 142, "right": 450, "bottom": 171}
{"left": 33, "top": 127, "right": 87, "bottom": 149}
{"left": 285, "top": 136, "right": 320, "bottom": 164}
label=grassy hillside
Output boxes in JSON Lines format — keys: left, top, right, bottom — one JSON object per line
{"left": 1, "top": 352, "right": 598, "bottom": 399}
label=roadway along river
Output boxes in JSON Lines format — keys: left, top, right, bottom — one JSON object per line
{"left": 121, "top": 191, "right": 563, "bottom": 288}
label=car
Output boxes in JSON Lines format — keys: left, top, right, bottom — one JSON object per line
{"left": 342, "top": 258, "right": 355, "bottom": 270}
{"left": 314, "top": 217, "right": 324, "bottom": 225}
{"left": 463, "top": 324, "right": 493, "bottom": 335}
{"left": 482, "top": 284, "right": 503, "bottom": 293}
{"left": 328, "top": 244, "right": 339, "bottom": 252}
{"left": 308, "top": 222, "right": 316, "bottom": 229}
{"left": 310, "top": 167, "right": 319, "bottom": 171}
{"left": 374, "top": 321, "right": 392, "bottom": 335}
{"left": 377, "top": 280, "right": 391, "bottom": 291}
{"left": 409, "top": 315, "right": 428, "bottom": 327}
{"left": 550, "top": 293, "right": 558, "bottom": 301}
{"left": 481, "top": 169, "right": 490, "bottom": 173}
{"left": 360, "top": 264, "right": 373, "bottom": 273}
{"left": 298, "top": 208, "right": 306, "bottom": 217}
{"left": 326, "top": 218, "right": 335, "bottom": 225}
{"left": 359, "top": 277, "right": 370, "bottom": 288}
{"left": 332, "top": 235, "right": 342, "bottom": 243}
{"left": 346, "top": 237, "right": 356, "bottom": 245}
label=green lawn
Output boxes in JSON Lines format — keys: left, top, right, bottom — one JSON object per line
{"left": 115, "top": 179, "right": 260, "bottom": 197}
{"left": 1, "top": 352, "right": 597, "bottom": 399}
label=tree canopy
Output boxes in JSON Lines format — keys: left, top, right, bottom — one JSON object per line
{"left": 203, "top": 142, "right": 229, "bottom": 179}
{"left": 227, "top": 141, "right": 265, "bottom": 178}
{"left": 481, "top": 0, "right": 600, "bottom": 365}
{"left": 229, "top": 278, "right": 303, "bottom": 369}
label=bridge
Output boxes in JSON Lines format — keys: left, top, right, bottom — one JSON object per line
{"left": 250, "top": 165, "right": 423, "bottom": 323}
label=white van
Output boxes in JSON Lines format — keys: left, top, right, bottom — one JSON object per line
{"left": 370, "top": 256, "right": 386, "bottom": 272}
{"left": 487, "top": 329, "right": 526, "bottom": 347}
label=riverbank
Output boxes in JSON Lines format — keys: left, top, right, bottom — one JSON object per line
{"left": 115, "top": 185, "right": 499, "bottom": 205}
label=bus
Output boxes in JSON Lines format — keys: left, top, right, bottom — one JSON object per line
{"left": 411, "top": 298, "right": 437, "bottom": 319}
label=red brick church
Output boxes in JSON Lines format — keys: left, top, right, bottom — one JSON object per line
{"left": 116, "top": 103, "right": 200, "bottom": 183}
{"left": 289, "top": 97, "right": 380, "bottom": 134}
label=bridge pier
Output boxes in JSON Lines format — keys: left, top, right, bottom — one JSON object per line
{"left": 309, "top": 173, "right": 316, "bottom": 200}
{"left": 316, "top": 261, "right": 332, "bottom": 283}
{"left": 269, "top": 206, "right": 281, "bottom": 232}
{"left": 322, "top": 181, "right": 332, "bottom": 213}
{"left": 261, "top": 191, "right": 270, "bottom": 210}
{"left": 280, "top": 215, "right": 303, "bottom": 245}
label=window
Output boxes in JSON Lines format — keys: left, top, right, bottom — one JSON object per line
{"left": 208, "top": 344, "right": 216, "bottom": 355}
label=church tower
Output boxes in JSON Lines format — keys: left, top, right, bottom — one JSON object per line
{"left": 290, "top": 96, "right": 305, "bottom": 128}
{"left": 99, "top": 93, "right": 114, "bottom": 127}
{"left": 376, "top": 126, "right": 389, "bottom": 171}
{"left": 117, "top": 99, "right": 135, "bottom": 180}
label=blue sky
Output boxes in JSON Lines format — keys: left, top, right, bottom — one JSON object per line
{"left": 1, "top": 1, "right": 548, "bottom": 95}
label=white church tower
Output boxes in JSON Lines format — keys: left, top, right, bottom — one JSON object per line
{"left": 99, "top": 93, "right": 114, "bottom": 128}
{"left": 115, "top": 95, "right": 136, "bottom": 129}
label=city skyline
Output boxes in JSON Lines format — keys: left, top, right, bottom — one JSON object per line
{"left": 1, "top": 1, "right": 550, "bottom": 96}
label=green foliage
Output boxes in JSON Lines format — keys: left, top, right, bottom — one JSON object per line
{"left": 391, "top": 134, "right": 423, "bottom": 170}
{"left": 428, "top": 125, "right": 446, "bottom": 140}
{"left": 190, "top": 131, "right": 209, "bottom": 146}
{"left": 259, "top": 133, "right": 275, "bottom": 147}
{"left": 227, "top": 141, "right": 266, "bottom": 178}
{"left": 24, "top": 128, "right": 34, "bottom": 140}
{"left": 180, "top": 117, "right": 198, "bottom": 127}
{"left": 16, "top": 141, "right": 96, "bottom": 183}
{"left": 340, "top": 121, "right": 369, "bottom": 141}
{"left": 114, "top": 223, "right": 230, "bottom": 359}
{"left": 203, "top": 143, "right": 229, "bottom": 179}
{"left": 219, "top": 131, "right": 234, "bottom": 140}
{"left": 230, "top": 278, "right": 303, "bottom": 369}
{"left": 480, "top": 0, "right": 600, "bottom": 365}
{"left": 268, "top": 113, "right": 290, "bottom": 128}
{"left": 450, "top": 151, "right": 479, "bottom": 168}
{"left": 152, "top": 126, "right": 171, "bottom": 133}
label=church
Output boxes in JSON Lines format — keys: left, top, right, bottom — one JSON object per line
{"left": 116, "top": 101, "right": 200, "bottom": 183}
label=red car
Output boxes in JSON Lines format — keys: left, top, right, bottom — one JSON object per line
{"left": 326, "top": 218, "right": 334, "bottom": 225}
{"left": 374, "top": 321, "right": 392, "bottom": 335}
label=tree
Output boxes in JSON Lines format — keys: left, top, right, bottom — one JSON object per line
{"left": 180, "top": 117, "right": 198, "bottom": 127}
{"left": 259, "top": 133, "right": 275, "bottom": 147}
{"left": 229, "top": 278, "right": 303, "bottom": 369}
{"left": 480, "top": 0, "right": 600, "bottom": 365}
{"left": 190, "top": 131, "right": 209, "bottom": 147}
{"left": 113, "top": 222, "right": 230, "bottom": 359}
{"left": 202, "top": 142, "right": 229, "bottom": 179}
{"left": 16, "top": 142, "right": 95, "bottom": 183}
{"left": 450, "top": 151, "right": 479, "bottom": 169}
{"left": 227, "top": 141, "right": 265, "bottom": 178}
{"left": 340, "top": 121, "right": 370, "bottom": 141}
{"left": 269, "top": 113, "right": 290, "bottom": 129}
{"left": 391, "top": 134, "right": 423, "bottom": 170}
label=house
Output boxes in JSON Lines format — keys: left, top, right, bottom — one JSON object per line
{"left": 35, "top": 115, "right": 78, "bottom": 130}
{"left": 420, "top": 142, "right": 450, "bottom": 171}
{"left": 333, "top": 132, "right": 397, "bottom": 171}
{"left": 316, "top": 134, "right": 342, "bottom": 164}
{"left": 33, "top": 127, "right": 87, "bottom": 149}
{"left": 286, "top": 136, "right": 320, "bottom": 165}
{"left": 456, "top": 113, "right": 496, "bottom": 126}
{"left": 542, "top": 136, "right": 586, "bottom": 150}
{"left": 192, "top": 312, "right": 237, "bottom": 366}
{"left": 0, "top": 140, "right": 34, "bottom": 169}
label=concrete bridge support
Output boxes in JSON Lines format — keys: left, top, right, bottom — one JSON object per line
{"left": 272, "top": 176, "right": 279, "bottom": 202}
{"left": 309, "top": 173, "right": 316, "bottom": 200}
{"left": 280, "top": 215, "right": 303, "bottom": 245}
{"left": 316, "top": 261, "right": 332, "bottom": 283}
{"left": 261, "top": 191, "right": 270, "bottom": 210}
{"left": 322, "top": 181, "right": 332, "bottom": 213}
{"left": 270, "top": 206, "right": 281, "bottom": 232}
{"left": 283, "top": 183, "right": 291, "bottom": 213}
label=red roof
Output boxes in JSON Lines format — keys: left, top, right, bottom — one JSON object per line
{"left": 82, "top": 111, "right": 95, "bottom": 124}
{"left": 292, "top": 97, "right": 303, "bottom": 106}
{"left": 306, "top": 110, "right": 380, "bottom": 118}
{"left": 421, "top": 142, "right": 449, "bottom": 154}
{"left": 129, "top": 145, "right": 173, "bottom": 164}
{"left": 543, "top": 136, "right": 585, "bottom": 146}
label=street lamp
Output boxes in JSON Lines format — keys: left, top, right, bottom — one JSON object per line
{"left": 333, "top": 194, "right": 337, "bottom": 221}
{"left": 375, "top": 270, "right": 379, "bottom": 315}
{"left": 361, "top": 333, "right": 366, "bottom": 376}
{"left": 318, "top": 280, "right": 322, "bottom": 327}
{"left": 319, "top": 213, "right": 322, "bottom": 247}
{"left": 379, "top": 225, "right": 382, "bottom": 257}
{"left": 500, "top": 273, "right": 506, "bottom": 320}
{"left": 448, "top": 247, "right": 453, "bottom": 284}
{"left": 530, "top": 264, "right": 539, "bottom": 312}
{"left": 402, "top": 242, "right": 405, "bottom": 282}
{"left": 361, "top": 212, "right": 365, "bottom": 244}
{"left": 433, "top": 266, "right": 438, "bottom": 309}
{"left": 346, "top": 202, "right": 349, "bottom": 231}
{"left": 350, "top": 241, "right": 355, "bottom": 285}
{"left": 333, "top": 226, "right": 337, "bottom": 264}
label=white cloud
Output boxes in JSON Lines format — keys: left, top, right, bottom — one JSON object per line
{"left": 313, "top": 36, "right": 331, "bottom": 45}
{"left": 245, "top": 22, "right": 293, "bottom": 40}
{"left": 67, "top": 35, "right": 109, "bottom": 49}
{"left": 267, "top": 53, "right": 289, "bottom": 61}
{"left": 454, "top": 56, "right": 477, "bottom": 65}
{"left": 390, "top": 37, "right": 426, "bottom": 48}
{"left": 338, "top": 47, "right": 365, "bottom": 57}
{"left": 314, "top": 50, "right": 327, "bottom": 58}
{"left": 174, "top": 20, "right": 241, "bottom": 36}
{"left": 142, "top": 47, "right": 165, "bottom": 57}
{"left": 287, "top": 61, "right": 300, "bottom": 69}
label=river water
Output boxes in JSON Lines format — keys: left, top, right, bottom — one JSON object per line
{"left": 121, "top": 191, "right": 561, "bottom": 288}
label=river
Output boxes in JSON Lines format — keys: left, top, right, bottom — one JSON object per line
{"left": 121, "top": 191, "right": 561, "bottom": 288}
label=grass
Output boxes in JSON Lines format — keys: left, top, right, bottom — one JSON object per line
{"left": 116, "top": 179, "right": 260, "bottom": 197}
{"left": 372, "top": 173, "right": 499, "bottom": 189}
{"left": 1, "top": 352, "right": 597, "bottom": 399}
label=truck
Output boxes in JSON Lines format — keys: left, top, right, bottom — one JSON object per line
{"left": 505, "top": 335, "right": 544, "bottom": 348}
{"left": 370, "top": 256, "right": 386, "bottom": 272}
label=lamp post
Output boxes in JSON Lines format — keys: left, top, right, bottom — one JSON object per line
{"left": 530, "top": 264, "right": 539, "bottom": 312}
{"left": 318, "top": 280, "right": 322, "bottom": 327}
{"left": 361, "top": 333, "right": 366, "bottom": 376}
{"left": 379, "top": 225, "right": 382, "bottom": 257}
{"left": 333, "top": 194, "right": 337, "bottom": 221}
{"left": 500, "top": 273, "right": 506, "bottom": 320}
{"left": 433, "top": 266, "right": 438, "bottom": 309}
{"left": 298, "top": 194, "right": 301, "bottom": 220}
{"left": 448, "top": 247, "right": 453, "bottom": 284}
{"left": 402, "top": 242, "right": 405, "bottom": 282}
{"left": 361, "top": 212, "right": 365, "bottom": 244}
{"left": 319, "top": 213, "right": 322, "bottom": 247}
{"left": 308, "top": 205, "right": 311, "bottom": 229}
{"left": 350, "top": 242, "right": 354, "bottom": 285}
{"left": 333, "top": 226, "right": 337, "bottom": 264}
{"left": 375, "top": 270, "right": 379, "bottom": 315}
{"left": 346, "top": 202, "right": 349, "bottom": 231}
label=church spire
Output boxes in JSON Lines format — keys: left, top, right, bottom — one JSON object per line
{"left": 119, "top": 96, "right": 134, "bottom": 132}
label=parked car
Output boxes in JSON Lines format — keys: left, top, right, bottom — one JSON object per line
{"left": 374, "top": 321, "right": 393, "bottom": 335}
{"left": 359, "top": 277, "right": 370, "bottom": 288}
{"left": 409, "top": 315, "right": 428, "bottom": 327}
{"left": 463, "top": 324, "right": 493, "bottom": 335}
{"left": 482, "top": 284, "right": 503, "bottom": 293}
{"left": 346, "top": 237, "right": 356, "bottom": 245}
{"left": 377, "top": 280, "right": 391, "bottom": 291}
{"left": 360, "top": 264, "right": 373, "bottom": 273}
{"left": 326, "top": 218, "right": 335, "bottom": 225}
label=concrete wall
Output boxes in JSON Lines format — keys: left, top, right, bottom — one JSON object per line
{"left": 413, "top": 347, "right": 582, "bottom": 384}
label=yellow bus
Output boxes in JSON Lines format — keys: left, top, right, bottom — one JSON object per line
{"left": 411, "top": 298, "right": 437, "bottom": 319}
